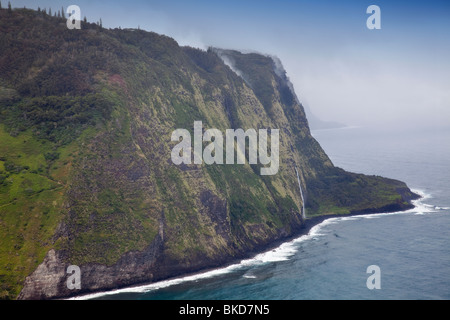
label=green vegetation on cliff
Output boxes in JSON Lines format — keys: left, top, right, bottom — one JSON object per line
{"left": 0, "top": 8, "right": 417, "bottom": 300}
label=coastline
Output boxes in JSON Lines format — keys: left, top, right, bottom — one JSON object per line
{"left": 70, "top": 190, "right": 423, "bottom": 300}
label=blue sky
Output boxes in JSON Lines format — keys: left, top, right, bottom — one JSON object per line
{"left": 8, "top": 0, "right": 450, "bottom": 128}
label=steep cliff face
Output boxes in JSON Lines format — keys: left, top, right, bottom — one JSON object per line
{"left": 0, "top": 9, "right": 417, "bottom": 300}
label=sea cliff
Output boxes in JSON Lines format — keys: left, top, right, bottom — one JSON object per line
{"left": 0, "top": 8, "right": 417, "bottom": 299}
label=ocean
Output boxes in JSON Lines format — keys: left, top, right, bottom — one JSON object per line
{"left": 83, "top": 126, "right": 450, "bottom": 300}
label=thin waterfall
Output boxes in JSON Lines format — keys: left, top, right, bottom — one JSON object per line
{"left": 295, "top": 166, "right": 306, "bottom": 220}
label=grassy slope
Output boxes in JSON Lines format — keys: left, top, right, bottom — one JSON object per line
{"left": 0, "top": 125, "right": 68, "bottom": 298}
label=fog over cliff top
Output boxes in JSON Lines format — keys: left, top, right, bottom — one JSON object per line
{"left": 11, "top": 1, "right": 450, "bottom": 129}
{"left": 41, "top": 0, "right": 449, "bottom": 130}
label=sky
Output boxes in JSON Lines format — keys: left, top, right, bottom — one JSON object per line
{"left": 8, "top": 0, "right": 450, "bottom": 129}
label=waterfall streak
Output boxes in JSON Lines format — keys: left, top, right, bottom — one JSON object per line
{"left": 295, "top": 167, "right": 306, "bottom": 219}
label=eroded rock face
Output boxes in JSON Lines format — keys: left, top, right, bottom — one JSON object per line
{"left": 18, "top": 250, "right": 66, "bottom": 300}
{"left": 19, "top": 229, "right": 165, "bottom": 300}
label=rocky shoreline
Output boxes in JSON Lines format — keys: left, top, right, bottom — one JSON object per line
{"left": 65, "top": 192, "right": 420, "bottom": 300}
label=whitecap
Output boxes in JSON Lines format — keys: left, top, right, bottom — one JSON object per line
{"left": 338, "top": 217, "right": 360, "bottom": 221}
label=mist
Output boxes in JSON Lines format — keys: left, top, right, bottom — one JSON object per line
{"left": 11, "top": 0, "right": 450, "bottom": 130}
{"left": 281, "top": 48, "right": 450, "bottom": 130}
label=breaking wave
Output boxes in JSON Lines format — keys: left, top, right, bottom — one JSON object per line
{"left": 71, "top": 189, "right": 440, "bottom": 300}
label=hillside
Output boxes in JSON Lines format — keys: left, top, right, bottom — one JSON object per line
{"left": 0, "top": 8, "right": 418, "bottom": 300}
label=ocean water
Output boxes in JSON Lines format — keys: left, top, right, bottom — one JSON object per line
{"left": 85, "top": 126, "right": 450, "bottom": 300}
